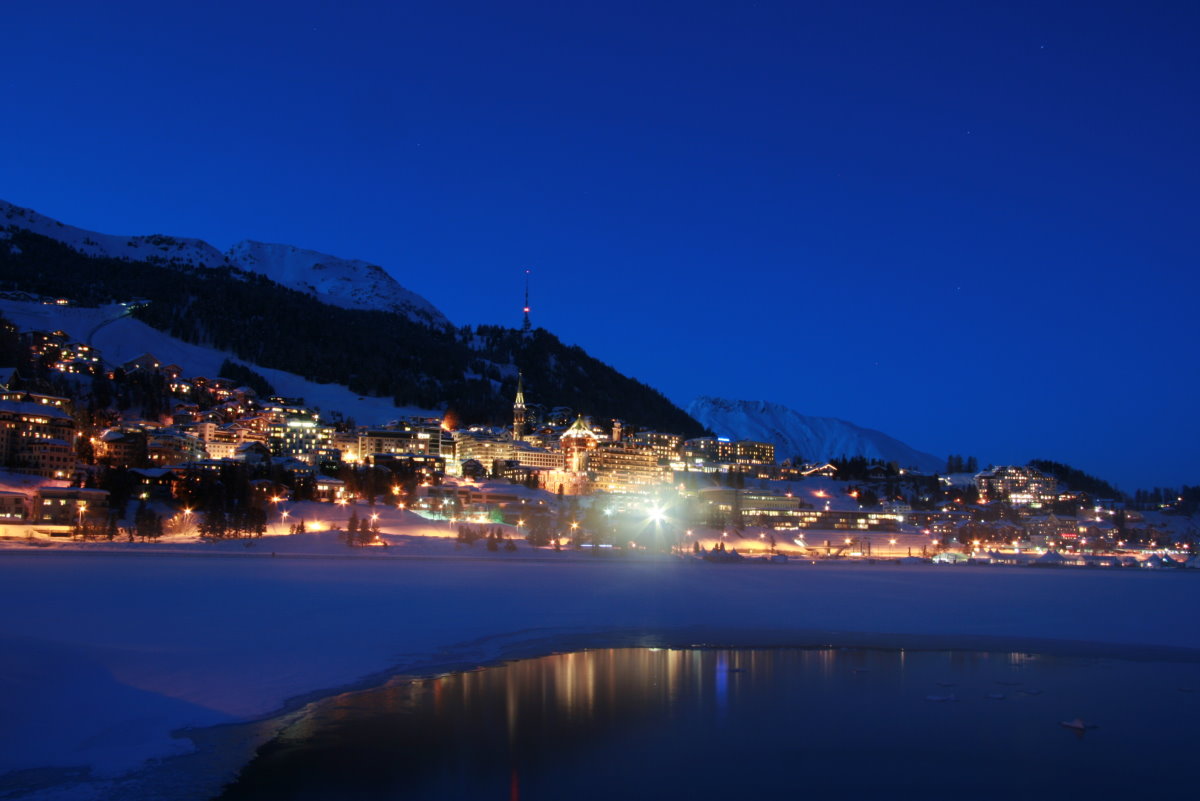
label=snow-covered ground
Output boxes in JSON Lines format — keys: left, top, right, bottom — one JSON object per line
{"left": 0, "top": 543, "right": 1196, "bottom": 800}
{"left": 0, "top": 299, "right": 437, "bottom": 424}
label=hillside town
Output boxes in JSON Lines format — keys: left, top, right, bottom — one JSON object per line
{"left": 1, "top": 310, "right": 1196, "bottom": 567}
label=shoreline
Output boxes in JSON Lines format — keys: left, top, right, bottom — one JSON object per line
{"left": 108, "top": 625, "right": 1200, "bottom": 801}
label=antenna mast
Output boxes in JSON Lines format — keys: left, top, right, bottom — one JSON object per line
{"left": 522, "top": 269, "right": 531, "bottom": 333}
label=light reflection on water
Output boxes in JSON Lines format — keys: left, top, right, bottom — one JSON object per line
{"left": 217, "top": 647, "right": 1199, "bottom": 801}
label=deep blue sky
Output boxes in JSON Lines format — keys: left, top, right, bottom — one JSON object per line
{"left": 2, "top": 1, "right": 1197, "bottom": 491}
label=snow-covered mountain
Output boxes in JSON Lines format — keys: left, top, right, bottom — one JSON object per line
{"left": 0, "top": 199, "right": 448, "bottom": 326}
{"left": 0, "top": 199, "right": 225, "bottom": 268}
{"left": 225, "top": 240, "right": 448, "bottom": 326}
{"left": 688, "top": 397, "right": 944, "bottom": 473}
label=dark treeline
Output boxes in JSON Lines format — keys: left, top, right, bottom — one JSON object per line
{"left": 0, "top": 230, "right": 704, "bottom": 435}
{"left": 945, "top": 454, "right": 978, "bottom": 473}
{"left": 218, "top": 359, "right": 275, "bottom": 397}
{"left": 1130, "top": 486, "right": 1200, "bottom": 514}
{"left": 1028, "top": 459, "right": 1123, "bottom": 500}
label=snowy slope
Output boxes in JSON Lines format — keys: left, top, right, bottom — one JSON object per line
{"left": 689, "top": 396, "right": 944, "bottom": 472}
{"left": 0, "top": 299, "right": 438, "bottom": 424}
{"left": 226, "top": 240, "right": 449, "bottom": 326}
{"left": 0, "top": 199, "right": 225, "bottom": 268}
{"left": 0, "top": 199, "right": 449, "bottom": 327}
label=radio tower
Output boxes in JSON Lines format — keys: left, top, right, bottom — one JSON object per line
{"left": 522, "top": 269, "right": 532, "bottom": 334}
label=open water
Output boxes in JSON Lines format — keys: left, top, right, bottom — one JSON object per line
{"left": 216, "top": 647, "right": 1199, "bottom": 800}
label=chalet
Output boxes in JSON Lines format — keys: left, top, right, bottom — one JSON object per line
{"left": 314, "top": 476, "right": 346, "bottom": 502}
{"left": 128, "top": 468, "right": 180, "bottom": 501}
{"left": 122, "top": 353, "right": 162, "bottom": 373}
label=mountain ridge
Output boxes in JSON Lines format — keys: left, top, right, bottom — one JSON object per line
{"left": 0, "top": 199, "right": 447, "bottom": 326}
{"left": 688, "top": 396, "right": 944, "bottom": 473}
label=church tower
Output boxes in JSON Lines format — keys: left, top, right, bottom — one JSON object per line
{"left": 561, "top": 415, "right": 599, "bottom": 473}
{"left": 513, "top": 372, "right": 527, "bottom": 441}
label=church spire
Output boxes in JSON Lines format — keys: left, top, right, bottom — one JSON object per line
{"left": 513, "top": 372, "right": 527, "bottom": 441}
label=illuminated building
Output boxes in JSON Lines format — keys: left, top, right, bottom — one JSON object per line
{"left": 560, "top": 416, "right": 599, "bottom": 472}
{"left": 513, "top": 372, "right": 527, "bottom": 441}
{"left": 34, "top": 487, "right": 109, "bottom": 527}
{"left": 190, "top": 422, "right": 267, "bottom": 460}
{"left": 266, "top": 410, "right": 334, "bottom": 463}
{"left": 587, "top": 444, "right": 667, "bottom": 494}
{"left": 627, "top": 431, "right": 682, "bottom": 464}
{"left": 693, "top": 488, "right": 905, "bottom": 531}
{"left": 0, "top": 397, "right": 76, "bottom": 478}
{"left": 975, "top": 466, "right": 1059, "bottom": 508}
{"left": 337, "top": 419, "right": 446, "bottom": 463}
{"left": 52, "top": 342, "right": 102, "bottom": 376}
{"left": 122, "top": 353, "right": 162, "bottom": 373}
{"left": 0, "top": 490, "right": 28, "bottom": 520}
{"left": 681, "top": 437, "right": 775, "bottom": 467}
{"left": 511, "top": 439, "right": 564, "bottom": 470}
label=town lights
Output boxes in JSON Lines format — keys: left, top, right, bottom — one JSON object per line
{"left": 648, "top": 507, "right": 664, "bottom": 523}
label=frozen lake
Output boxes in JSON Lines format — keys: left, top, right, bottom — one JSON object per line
{"left": 1, "top": 551, "right": 1197, "bottom": 800}
{"left": 216, "top": 646, "right": 1200, "bottom": 800}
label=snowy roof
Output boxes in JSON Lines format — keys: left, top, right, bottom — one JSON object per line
{"left": 561, "top": 416, "right": 599, "bottom": 440}
{"left": 129, "top": 468, "right": 177, "bottom": 479}
{"left": 0, "top": 399, "right": 72, "bottom": 420}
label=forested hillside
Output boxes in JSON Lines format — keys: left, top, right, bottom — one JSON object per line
{"left": 0, "top": 229, "right": 703, "bottom": 434}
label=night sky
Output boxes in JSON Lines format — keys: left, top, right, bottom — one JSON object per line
{"left": 2, "top": 1, "right": 1197, "bottom": 491}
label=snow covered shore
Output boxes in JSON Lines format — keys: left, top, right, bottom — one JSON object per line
{"left": 1, "top": 550, "right": 1197, "bottom": 799}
